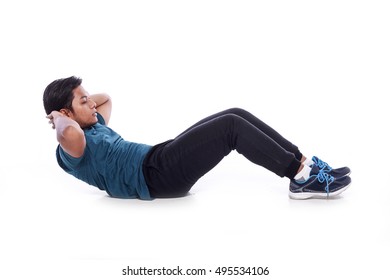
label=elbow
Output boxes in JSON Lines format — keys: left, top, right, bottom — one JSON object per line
{"left": 57, "top": 125, "right": 82, "bottom": 142}
{"left": 57, "top": 125, "right": 86, "bottom": 158}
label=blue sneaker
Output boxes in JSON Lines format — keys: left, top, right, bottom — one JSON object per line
{"left": 289, "top": 165, "right": 351, "bottom": 199}
{"left": 312, "top": 156, "right": 351, "bottom": 179}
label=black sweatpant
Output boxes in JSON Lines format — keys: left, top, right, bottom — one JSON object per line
{"left": 142, "top": 108, "right": 302, "bottom": 198}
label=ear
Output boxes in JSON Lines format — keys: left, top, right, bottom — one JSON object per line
{"left": 60, "top": 108, "right": 72, "bottom": 117}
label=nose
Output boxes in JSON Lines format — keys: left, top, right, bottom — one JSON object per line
{"left": 88, "top": 98, "right": 96, "bottom": 108}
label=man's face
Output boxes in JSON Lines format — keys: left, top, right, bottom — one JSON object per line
{"left": 67, "top": 85, "right": 98, "bottom": 128}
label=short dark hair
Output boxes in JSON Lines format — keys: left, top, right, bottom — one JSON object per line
{"left": 43, "top": 76, "right": 82, "bottom": 115}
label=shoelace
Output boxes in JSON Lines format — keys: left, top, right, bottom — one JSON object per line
{"left": 313, "top": 157, "right": 332, "bottom": 172}
{"left": 315, "top": 170, "right": 334, "bottom": 198}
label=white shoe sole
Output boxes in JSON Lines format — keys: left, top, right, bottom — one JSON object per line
{"left": 289, "top": 182, "right": 351, "bottom": 200}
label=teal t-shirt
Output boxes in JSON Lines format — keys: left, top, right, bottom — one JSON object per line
{"left": 56, "top": 113, "right": 152, "bottom": 199}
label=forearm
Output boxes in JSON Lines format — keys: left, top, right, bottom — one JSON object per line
{"left": 47, "top": 110, "right": 86, "bottom": 157}
{"left": 90, "top": 93, "right": 111, "bottom": 108}
{"left": 54, "top": 115, "right": 83, "bottom": 142}
{"left": 90, "top": 93, "right": 112, "bottom": 124}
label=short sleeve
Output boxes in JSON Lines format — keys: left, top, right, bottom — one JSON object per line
{"left": 56, "top": 145, "right": 84, "bottom": 171}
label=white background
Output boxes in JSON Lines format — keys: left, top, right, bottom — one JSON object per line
{"left": 0, "top": 1, "right": 389, "bottom": 279}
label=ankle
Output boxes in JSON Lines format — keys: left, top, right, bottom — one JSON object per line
{"left": 294, "top": 164, "right": 312, "bottom": 182}
{"left": 302, "top": 155, "right": 314, "bottom": 166}
{"left": 297, "top": 163, "right": 304, "bottom": 173}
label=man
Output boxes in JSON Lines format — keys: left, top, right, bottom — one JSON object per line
{"left": 44, "top": 76, "right": 351, "bottom": 200}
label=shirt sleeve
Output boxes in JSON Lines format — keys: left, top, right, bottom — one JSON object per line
{"left": 56, "top": 145, "right": 84, "bottom": 171}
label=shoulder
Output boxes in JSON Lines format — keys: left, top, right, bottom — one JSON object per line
{"left": 96, "top": 112, "right": 106, "bottom": 125}
{"left": 56, "top": 144, "right": 84, "bottom": 171}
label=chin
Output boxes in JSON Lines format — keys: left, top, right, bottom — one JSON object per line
{"left": 80, "top": 118, "right": 98, "bottom": 128}
{"left": 91, "top": 117, "right": 99, "bottom": 125}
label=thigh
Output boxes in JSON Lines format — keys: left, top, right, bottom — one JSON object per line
{"left": 144, "top": 115, "right": 234, "bottom": 198}
{"left": 176, "top": 108, "right": 244, "bottom": 137}
{"left": 177, "top": 108, "right": 301, "bottom": 159}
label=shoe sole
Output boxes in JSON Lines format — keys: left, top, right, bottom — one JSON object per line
{"left": 289, "top": 182, "right": 351, "bottom": 200}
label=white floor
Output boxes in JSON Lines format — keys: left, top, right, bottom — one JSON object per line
{"left": 1, "top": 1, "right": 389, "bottom": 279}
{"left": 2, "top": 137, "right": 389, "bottom": 280}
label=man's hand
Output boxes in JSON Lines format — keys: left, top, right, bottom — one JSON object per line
{"left": 46, "top": 110, "right": 66, "bottom": 129}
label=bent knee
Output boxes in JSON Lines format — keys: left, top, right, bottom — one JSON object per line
{"left": 225, "top": 107, "right": 248, "bottom": 116}
{"left": 217, "top": 113, "right": 246, "bottom": 129}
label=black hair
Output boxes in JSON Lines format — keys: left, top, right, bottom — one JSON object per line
{"left": 43, "top": 76, "right": 82, "bottom": 115}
